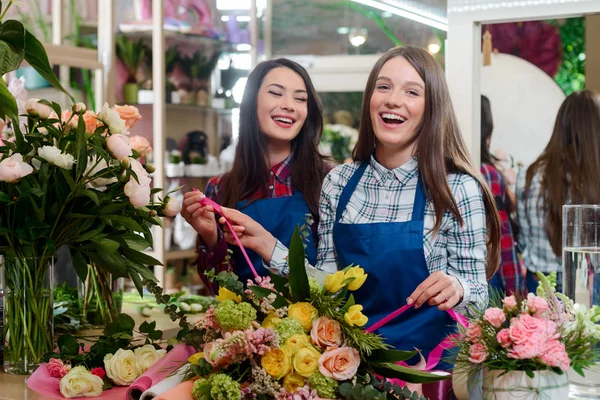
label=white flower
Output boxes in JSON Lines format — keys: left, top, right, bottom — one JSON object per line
{"left": 25, "top": 98, "right": 52, "bottom": 119}
{"left": 124, "top": 158, "right": 152, "bottom": 207}
{"left": 97, "top": 103, "right": 127, "bottom": 135}
{"left": 0, "top": 153, "right": 33, "bottom": 182}
{"left": 134, "top": 345, "right": 167, "bottom": 373}
{"left": 38, "top": 146, "right": 75, "bottom": 170}
{"left": 107, "top": 134, "right": 132, "bottom": 161}
{"left": 73, "top": 102, "right": 86, "bottom": 113}
{"left": 85, "top": 157, "right": 117, "bottom": 191}
{"left": 163, "top": 196, "right": 181, "bottom": 217}
{"left": 59, "top": 366, "right": 103, "bottom": 398}
{"left": 103, "top": 348, "right": 141, "bottom": 386}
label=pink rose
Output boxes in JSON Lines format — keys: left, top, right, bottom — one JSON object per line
{"left": 539, "top": 340, "right": 570, "bottom": 372}
{"left": 90, "top": 367, "right": 106, "bottom": 379}
{"left": 484, "top": 307, "right": 506, "bottom": 328}
{"left": 508, "top": 332, "right": 546, "bottom": 359}
{"left": 124, "top": 159, "right": 152, "bottom": 207}
{"left": 502, "top": 295, "right": 518, "bottom": 311}
{"left": 113, "top": 105, "right": 142, "bottom": 129}
{"left": 519, "top": 314, "right": 544, "bottom": 334}
{"left": 468, "top": 343, "right": 488, "bottom": 364}
{"left": 25, "top": 98, "right": 52, "bottom": 119}
{"left": 107, "top": 134, "right": 132, "bottom": 161}
{"left": 526, "top": 293, "right": 548, "bottom": 316}
{"left": 466, "top": 323, "right": 483, "bottom": 343}
{"left": 508, "top": 318, "right": 529, "bottom": 345}
{"left": 496, "top": 328, "right": 511, "bottom": 348}
{"left": 130, "top": 135, "right": 152, "bottom": 158}
{"left": 0, "top": 153, "right": 34, "bottom": 182}
{"left": 46, "top": 358, "right": 71, "bottom": 379}
{"left": 318, "top": 346, "right": 360, "bottom": 381}
{"left": 82, "top": 111, "right": 99, "bottom": 134}
{"left": 311, "top": 317, "right": 342, "bottom": 349}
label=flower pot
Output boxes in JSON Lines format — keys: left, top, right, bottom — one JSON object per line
{"left": 16, "top": 66, "right": 51, "bottom": 90}
{"left": 1, "top": 256, "right": 54, "bottom": 374}
{"left": 568, "top": 365, "right": 600, "bottom": 398}
{"left": 185, "top": 164, "right": 207, "bottom": 177}
{"left": 166, "top": 162, "right": 185, "bottom": 178}
{"left": 78, "top": 266, "right": 124, "bottom": 327}
{"left": 482, "top": 369, "right": 568, "bottom": 400}
{"left": 123, "top": 83, "right": 140, "bottom": 104}
{"left": 196, "top": 89, "right": 209, "bottom": 107}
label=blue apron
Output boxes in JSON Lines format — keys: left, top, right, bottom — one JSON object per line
{"left": 332, "top": 163, "right": 456, "bottom": 369}
{"left": 233, "top": 190, "right": 317, "bottom": 284}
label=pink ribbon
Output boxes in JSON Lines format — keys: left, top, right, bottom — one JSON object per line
{"left": 194, "top": 189, "right": 259, "bottom": 279}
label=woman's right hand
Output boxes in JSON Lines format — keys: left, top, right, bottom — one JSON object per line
{"left": 180, "top": 191, "right": 218, "bottom": 249}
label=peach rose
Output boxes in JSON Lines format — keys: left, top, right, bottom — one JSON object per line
{"left": 113, "top": 105, "right": 141, "bottom": 129}
{"left": 82, "top": 111, "right": 98, "bottom": 134}
{"left": 318, "top": 346, "right": 360, "bottom": 381}
{"left": 61, "top": 110, "right": 79, "bottom": 128}
{"left": 466, "top": 323, "right": 482, "bottom": 343}
{"left": 130, "top": 135, "right": 152, "bottom": 158}
{"left": 311, "top": 317, "right": 342, "bottom": 349}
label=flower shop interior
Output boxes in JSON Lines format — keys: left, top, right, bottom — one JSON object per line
{"left": 1, "top": 0, "right": 600, "bottom": 399}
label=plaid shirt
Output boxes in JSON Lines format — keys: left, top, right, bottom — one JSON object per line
{"left": 515, "top": 168, "right": 562, "bottom": 274}
{"left": 481, "top": 163, "right": 523, "bottom": 295}
{"left": 270, "top": 157, "right": 489, "bottom": 313}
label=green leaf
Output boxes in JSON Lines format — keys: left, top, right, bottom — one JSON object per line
{"left": 101, "top": 215, "right": 143, "bottom": 232}
{"left": 57, "top": 334, "right": 80, "bottom": 357}
{"left": 70, "top": 249, "right": 89, "bottom": 282}
{"left": 94, "top": 238, "right": 120, "bottom": 253}
{"left": 369, "top": 362, "right": 451, "bottom": 384}
{"left": 121, "top": 232, "right": 151, "bottom": 251}
{"left": 268, "top": 271, "right": 290, "bottom": 298}
{"left": 248, "top": 286, "right": 289, "bottom": 308}
{"left": 368, "top": 349, "right": 418, "bottom": 363}
{"left": 59, "top": 168, "right": 76, "bottom": 191}
{"left": 148, "top": 330, "right": 163, "bottom": 341}
{"left": 116, "top": 313, "right": 135, "bottom": 330}
{"left": 127, "top": 260, "right": 159, "bottom": 282}
{"left": 23, "top": 29, "right": 73, "bottom": 101}
{"left": 0, "top": 20, "right": 25, "bottom": 74}
{"left": 288, "top": 227, "right": 310, "bottom": 302}
{"left": 0, "top": 79, "right": 17, "bottom": 120}
{"left": 74, "top": 221, "right": 104, "bottom": 242}
{"left": 0, "top": 191, "right": 10, "bottom": 202}
{"left": 120, "top": 247, "right": 162, "bottom": 266}
{"left": 88, "top": 250, "right": 127, "bottom": 277}
{"left": 343, "top": 294, "right": 356, "bottom": 311}
{"left": 139, "top": 320, "right": 155, "bottom": 333}
{"left": 129, "top": 269, "right": 144, "bottom": 296}
{"left": 339, "top": 382, "right": 353, "bottom": 398}
{"left": 80, "top": 189, "right": 99, "bottom": 205}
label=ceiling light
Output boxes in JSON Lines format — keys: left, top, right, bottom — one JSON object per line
{"left": 337, "top": 27, "right": 350, "bottom": 34}
{"left": 349, "top": 28, "right": 368, "bottom": 47}
{"left": 428, "top": 43, "right": 441, "bottom": 54}
{"left": 350, "top": 0, "right": 447, "bottom": 31}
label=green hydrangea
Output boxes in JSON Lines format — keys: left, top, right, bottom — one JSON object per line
{"left": 275, "top": 317, "right": 305, "bottom": 343}
{"left": 210, "top": 374, "right": 241, "bottom": 400}
{"left": 308, "top": 371, "right": 338, "bottom": 399}
{"left": 308, "top": 277, "right": 322, "bottom": 297}
{"left": 191, "top": 378, "right": 211, "bottom": 400}
{"left": 214, "top": 300, "right": 257, "bottom": 331}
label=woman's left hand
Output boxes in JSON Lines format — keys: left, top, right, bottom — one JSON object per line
{"left": 407, "top": 271, "right": 464, "bottom": 310}
{"left": 218, "top": 207, "right": 277, "bottom": 262}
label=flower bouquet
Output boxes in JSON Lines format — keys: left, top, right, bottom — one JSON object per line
{"left": 454, "top": 272, "right": 600, "bottom": 400}
{"left": 320, "top": 124, "right": 358, "bottom": 164}
{"left": 171, "top": 227, "right": 449, "bottom": 400}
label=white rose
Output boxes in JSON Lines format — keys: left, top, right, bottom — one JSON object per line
{"left": 103, "top": 348, "right": 141, "bottom": 386}
{"left": 163, "top": 196, "right": 181, "bottom": 217}
{"left": 134, "top": 344, "right": 167, "bottom": 373}
{"left": 25, "top": 98, "right": 52, "bottom": 119}
{"left": 85, "top": 156, "right": 117, "bottom": 191}
{"left": 0, "top": 153, "right": 33, "bottom": 182}
{"left": 38, "top": 145, "right": 75, "bottom": 170}
{"left": 59, "top": 366, "right": 103, "bottom": 398}
{"left": 97, "top": 102, "right": 127, "bottom": 135}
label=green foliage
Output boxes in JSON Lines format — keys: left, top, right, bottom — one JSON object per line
{"left": 548, "top": 18, "right": 585, "bottom": 95}
{"left": 116, "top": 35, "right": 147, "bottom": 83}
{"left": 288, "top": 227, "right": 310, "bottom": 302}
{"left": 338, "top": 373, "right": 428, "bottom": 400}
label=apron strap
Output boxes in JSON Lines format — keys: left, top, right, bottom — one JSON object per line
{"left": 412, "top": 173, "right": 427, "bottom": 220}
{"left": 335, "top": 163, "right": 368, "bottom": 223}
{"left": 195, "top": 189, "right": 259, "bottom": 279}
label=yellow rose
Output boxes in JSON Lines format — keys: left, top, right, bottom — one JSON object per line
{"left": 292, "top": 346, "right": 321, "bottom": 377}
{"left": 283, "top": 372, "right": 307, "bottom": 392}
{"left": 216, "top": 287, "right": 242, "bottom": 303}
{"left": 285, "top": 334, "right": 311, "bottom": 354}
{"left": 288, "top": 302, "right": 318, "bottom": 331}
{"left": 344, "top": 266, "right": 368, "bottom": 291}
{"left": 261, "top": 348, "right": 291, "bottom": 379}
{"left": 187, "top": 352, "right": 204, "bottom": 365}
{"left": 59, "top": 366, "right": 103, "bottom": 398}
{"left": 324, "top": 271, "right": 346, "bottom": 293}
{"left": 344, "top": 305, "right": 368, "bottom": 327}
{"left": 262, "top": 312, "right": 283, "bottom": 329}
{"left": 103, "top": 348, "right": 142, "bottom": 386}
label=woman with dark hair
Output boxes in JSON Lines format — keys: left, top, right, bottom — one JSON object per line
{"left": 517, "top": 90, "right": 600, "bottom": 293}
{"left": 219, "top": 46, "right": 501, "bottom": 375}
{"left": 480, "top": 95, "right": 523, "bottom": 296}
{"left": 180, "top": 58, "right": 328, "bottom": 288}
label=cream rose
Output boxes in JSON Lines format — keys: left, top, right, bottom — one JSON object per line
{"left": 103, "top": 348, "right": 142, "bottom": 386}
{"left": 318, "top": 346, "right": 360, "bottom": 381}
{"left": 113, "top": 105, "right": 142, "bottom": 129}
{"left": 310, "top": 317, "right": 342, "bottom": 349}
{"left": 134, "top": 345, "right": 167, "bottom": 373}
{"left": 59, "top": 366, "right": 103, "bottom": 398}
{"left": 38, "top": 145, "right": 75, "bottom": 170}
{"left": 97, "top": 103, "right": 127, "bottom": 135}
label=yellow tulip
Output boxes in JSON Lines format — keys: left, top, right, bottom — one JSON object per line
{"left": 344, "top": 266, "right": 368, "bottom": 291}
{"left": 216, "top": 287, "right": 241, "bottom": 303}
{"left": 187, "top": 352, "right": 204, "bottom": 365}
{"left": 344, "top": 304, "right": 368, "bottom": 327}
{"left": 324, "top": 271, "right": 346, "bottom": 293}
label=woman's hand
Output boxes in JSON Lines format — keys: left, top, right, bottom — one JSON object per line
{"left": 407, "top": 271, "right": 465, "bottom": 311}
{"left": 218, "top": 207, "right": 277, "bottom": 262}
{"left": 180, "top": 191, "right": 218, "bottom": 248}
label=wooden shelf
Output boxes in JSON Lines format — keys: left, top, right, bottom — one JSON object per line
{"left": 165, "top": 248, "right": 197, "bottom": 261}
{"left": 132, "top": 103, "right": 234, "bottom": 114}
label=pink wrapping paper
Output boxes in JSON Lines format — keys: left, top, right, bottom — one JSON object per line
{"left": 155, "top": 379, "right": 197, "bottom": 400}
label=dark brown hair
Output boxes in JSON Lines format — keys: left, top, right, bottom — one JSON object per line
{"left": 525, "top": 90, "right": 600, "bottom": 256}
{"left": 353, "top": 46, "right": 501, "bottom": 279}
{"left": 220, "top": 58, "right": 327, "bottom": 217}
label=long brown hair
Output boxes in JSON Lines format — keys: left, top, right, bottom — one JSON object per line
{"left": 220, "top": 58, "right": 327, "bottom": 217}
{"left": 525, "top": 90, "right": 600, "bottom": 256}
{"left": 353, "top": 45, "right": 501, "bottom": 279}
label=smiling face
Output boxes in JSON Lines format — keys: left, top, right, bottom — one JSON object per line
{"left": 369, "top": 56, "right": 425, "bottom": 160}
{"left": 256, "top": 67, "right": 308, "bottom": 146}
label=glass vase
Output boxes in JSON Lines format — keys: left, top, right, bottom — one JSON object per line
{"left": 0, "top": 256, "right": 54, "bottom": 374}
{"left": 78, "top": 265, "right": 124, "bottom": 327}
{"left": 562, "top": 204, "right": 600, "bottom": 398}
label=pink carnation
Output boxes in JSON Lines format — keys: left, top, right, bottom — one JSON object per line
{"left": 526, "top": 293, "right": 549, "bottom": 316}
{"left": 502, "top": 295, "right": 518, "bottom": 311}
{"left": 484, "top": 307, "right": 506, "bottom": 328}
{"left": 468, "top": 343, "right": 488, "bottom": 364}
{"left": 539, "top": 340, "right": 570, "bottom": 372}
{"left": 46, "top": 358, "right": 71, "bottom": 379}
{"left": 496, "top": 328, "right": 512, "bottom": 348}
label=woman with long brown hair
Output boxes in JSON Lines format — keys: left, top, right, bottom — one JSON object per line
{"left": 517, "top": 90, "right": 600, "bottom": 293}
{"left": 219, "top": 46, "right": 501, "bottom": 372}
{"left": 180, "top": 58, "right": 328, "bottom": 288}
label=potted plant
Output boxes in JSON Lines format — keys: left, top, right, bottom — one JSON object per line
{"left": 116, "top": 35, "right": 147, "bottom": 103}
{"left": 185, "top": 154, "right": 208, "bottom": 177}
{"left": 166, "top": 150, "right": 185, "bottom": 177}
{"left": 193, "top": 50, "right": 221, "bottom": 107}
